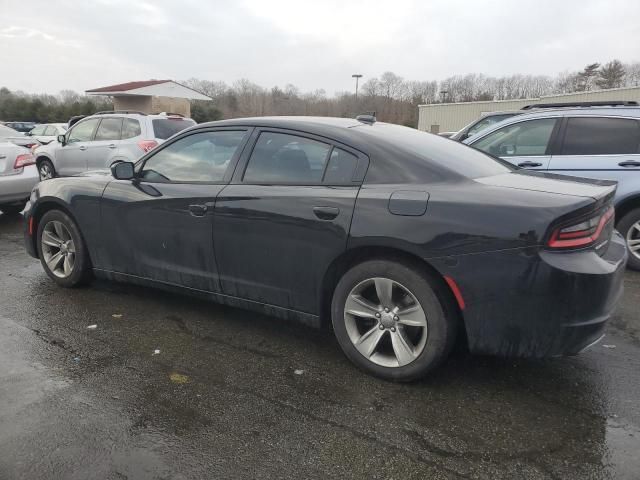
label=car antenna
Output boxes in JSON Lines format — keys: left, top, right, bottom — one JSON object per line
{"left": 355, "top": 112, "right": 376, "bottom": 124}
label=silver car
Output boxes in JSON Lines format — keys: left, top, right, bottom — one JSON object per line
{"left": 0, "top": 142, "right": 38, "bottom": 214}
{"left": 27, "top": 123, "right": 68, "bottom": 144}
{"left": 33, "top": 111, "right": 196, "bottom": 180}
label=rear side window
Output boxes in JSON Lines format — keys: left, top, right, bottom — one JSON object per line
{"left": 561, "top": 117, "right": 640, "bottom": 155}
{"left": 95, "top": 118, "right": 123, "bottom": 141}
{"left": 324, "top": 148, "right": 358, "bottom": 183}
{"left": 152, "top": 118, "right": 197, "bottom": 140}
{"left": 68, "top": 118, "right": 100, "bottom": 143}
{"left": 243, "top": 132, "right": 331, "bottom": 184}
{"left": 31, "top": 125, "right": 46, "bottom": 135}
{"left": 121, "top": 119, "right": 141, "bottom": 139}
{"left": 43, "top": 126, "right": 57, "bottom": 136}
{"left": 140, "top": 130, "right": 246, "bottom": 183}
{"left": 473, "top": 118, "right": 557, "bottom": 156}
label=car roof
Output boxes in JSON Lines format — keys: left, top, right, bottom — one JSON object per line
{"left": 499, "top": 106, "right": 640, "bottom": 121}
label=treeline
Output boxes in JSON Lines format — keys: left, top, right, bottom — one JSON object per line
{"left": 2, "top": 59, "right": 639, "bottom": 128}
{"left": 0, "top": 88, "right": 112, "bottom": 123}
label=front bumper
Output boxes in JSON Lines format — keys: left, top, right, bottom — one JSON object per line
{"left": 23, "top": 199, "right": 38, "bottom": 259}
{"left": 435, "top": 230, "right": 627, "bottom": 358}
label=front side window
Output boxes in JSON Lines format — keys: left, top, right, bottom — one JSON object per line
{"left": 140, "top": 130, "right": 246, "bottom": 183}
{"left": 67, "top": 118, "right": 100, "bottom": 143}
{"left": 472, "top": 118, "right": 557, "bottom": 157}
{"left": 561, "top": 117, "right": 640, "bottom": 155}
{"left": 94, "top": 118, "right": 123, "bottom": 141}
{"left": 243, "top": 132, "right": 331, "bottom": 184}
{"left": 43, "top": 126, "right": 57, "bottom": 136}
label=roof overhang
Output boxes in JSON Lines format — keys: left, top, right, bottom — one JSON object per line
{"left": 86, "top": 81, "right": 211, "bottom": 100}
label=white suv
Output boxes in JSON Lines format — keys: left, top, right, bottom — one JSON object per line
{"left": 33, "top": 111, "right": 196, "bottom": 180}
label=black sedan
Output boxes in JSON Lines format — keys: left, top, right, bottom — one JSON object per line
{"left": 23, "top": 116, "right": 627, "bottom": 381}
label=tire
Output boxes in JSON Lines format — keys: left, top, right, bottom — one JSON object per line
{"left": 0, "top": 202, "right": 26, "bottom": 215}
{"left": 38, "top": 158, "right": 56, "bottom": 181}
{"left": 331, "top": 259, "right": 457, "bottom": 381}
{"left": 617, "top": 207, "right": 640, "bottom": 271}
{"left": 36, "top": 210, "right": 91, "bottom": 287}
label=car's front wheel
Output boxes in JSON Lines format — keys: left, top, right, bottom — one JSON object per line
{"left": 618, "top": 207, "right": 640, "bottom": 271}
{"left": 36, "top": 210, "right": 91, "bottom": 287}
{"left": 331, "top": 259, "right": 457, "bottom": 381}
{"left": 38, "top": 158, "right": 56, "bottom": 181}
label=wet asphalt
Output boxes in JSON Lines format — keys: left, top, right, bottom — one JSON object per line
{"left": 0, "top": 212, "right": 639, "bottom": 480}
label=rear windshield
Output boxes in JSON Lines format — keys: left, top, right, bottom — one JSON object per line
{"left": 362, "top": 123, "right": 513, "bottom": 179}
{"left": 152, "top": 118, "right": 196, "bottom": 140}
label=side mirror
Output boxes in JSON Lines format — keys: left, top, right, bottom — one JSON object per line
{"left": 111, "top": 161, "right": 135, "bottom": 180}
{"left": 57, "top": 134, "right": 66, "bottom": 145}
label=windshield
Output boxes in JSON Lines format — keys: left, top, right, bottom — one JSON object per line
{"left": 152, "top": 118, "right": 197, "bottom": 140}
{"left": 0, "top": 124, "right": 19, "bottom": 137}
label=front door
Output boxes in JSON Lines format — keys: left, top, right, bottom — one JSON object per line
{"left": 56, "top": 117, "right": 100, "bottom": 176}
{"left": 99, "top": 128, "right": 250, "bottom": 292}
{"left": 470, "top": 117, "right": 560, "bottom": 170}
{"left": 213, "top": 129, "right": 366, "bottom": 314}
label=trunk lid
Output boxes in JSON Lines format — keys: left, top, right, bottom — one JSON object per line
{"left": 476, "top": 170, "right": 616, "bottom": 203}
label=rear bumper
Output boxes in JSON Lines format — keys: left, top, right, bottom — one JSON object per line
{"left": 0, "top": 165, "right": 38, "bottom": 205}
{"left": 435, "top": 231, "right": 627, "bottom": 358}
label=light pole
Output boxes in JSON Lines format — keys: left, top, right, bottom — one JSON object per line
{"left": 352, "top": 74, "right": 363, "bottom": 99}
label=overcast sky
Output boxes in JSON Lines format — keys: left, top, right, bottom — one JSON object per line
{"left": 1, "top": 0, "right": 639, "bottom": 96}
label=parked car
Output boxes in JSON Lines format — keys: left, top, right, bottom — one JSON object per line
{"left": 33, "top": 111, "right": 196, "bottom": 180}
{"left": 437, "top": 131, "right": 457, "bottom": 138}
{"left": 27, "top": 123, "right": 68, "bottom": 144}
{"left": 450, "top": 111, "right": 521, "bottom": 141}
{"left": 0, "top": 123, "right": 40, "bottom": 150}
{"left": 23, "top": 116, "right": 626, "bottom": 381}
{"left": 464, "top": 105, "right": 640, "bottom": 270}
{"left": 0, "top": 142, "right": 37, "bottom": 214}
{"left": 450, "top": 101, "right": 639, "bottom": 142}
{"left": 5, "top": 121, "right": 36, "bottom": 133}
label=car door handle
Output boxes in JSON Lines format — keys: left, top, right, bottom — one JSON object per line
{"left": 108, "top": 144, "right": 117, "bottom": 149}
{"left": 517, "top": 161, "right": 543, "bottom": 168}
{"left": 313, "top": 206, "right": 340, "bottom": 220}
{"left": 79, "top": 145, "right": 87, "bottom": 151}
{"left": 0, "top": 155, "right": 6, "bottom": 159}
{"left": 618, "top": 160, "right": 640, "bottom": 167}
{"left": 188, "top": 204, "right": 208, "bottom": 217}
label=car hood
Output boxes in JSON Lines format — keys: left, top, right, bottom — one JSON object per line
{"left": 476, "top": 170, "right": 616, "bottom": 201}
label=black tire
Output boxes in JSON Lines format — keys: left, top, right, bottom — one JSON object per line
{"left": 38, "top": 158, "right": 56, "bottom": 181}
{"left": 617, "top": 207, "right": 640, "bottom": 271}
{"left": 36, "top": 210, "right": 92, "bottom": 287}
{"left": 331, "top": 259, "right": 457, "bottom": 381}
{"left": 0, "top": 202, "right": 26, "bottom": 215}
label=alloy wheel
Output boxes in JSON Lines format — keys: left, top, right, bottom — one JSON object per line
{"left": 626, "top": 221, "right": 640, "bottom": 260}
{"left": 39, "top": 163, "right": 53, "bottom": 180}
{"left": 343, "top": 277, "right": 428, "bottom": 368}
{"left": 41, "top": 221, "right": 76, "bottom": 278}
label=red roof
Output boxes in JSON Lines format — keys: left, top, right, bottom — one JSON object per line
{"left": 86, "top": 80, "right": 172, "bottom": 93}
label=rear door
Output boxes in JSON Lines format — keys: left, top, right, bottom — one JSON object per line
{"left": 547, "top": 117, "right": 640, "bottom": 196}
{"left": 469, "top": 117, "right": 559, "bottom": 170}
{"left": 87, "top": 117, "right": 123, "bottom": 170}
{"left": 56, "top": 118, "right": 100, "bottom": 176}
{"left": 213, "top": 129, "right": 367, "bottom": 314}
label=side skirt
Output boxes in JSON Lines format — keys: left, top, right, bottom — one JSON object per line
{"left": 92, "top": 268, "right": 321, "bottom": 328}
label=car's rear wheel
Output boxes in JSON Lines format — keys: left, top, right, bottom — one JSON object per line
{"left": 0, "top": 202, "right": 26, "bottom": 215}
{"left": 618, "top": 208, "right": 640, "bottom": 271}
{"left": 38, "top": 159, "right": 56, "bottom": 181}
{"left": 331, "top": 259, "right": 456, "bottom": 381}
{"left": 37, "top": 210, "right": 91, "bottom": 287}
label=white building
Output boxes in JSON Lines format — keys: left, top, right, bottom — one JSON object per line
{"left": 86, "top": 80, "right": 211, "bottom": 118}
{"left": 418, "top": 86, "right": 640, "bottom": 134}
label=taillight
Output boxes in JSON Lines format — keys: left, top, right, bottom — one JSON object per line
{"left": 14, "top": 153, "right": 35, "bottom": 169}
{"left": 137, "top": 140, "right": 158, "bottom": 153}
{"left": 547, "top": 207, "right": 614, "bottom": 249}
